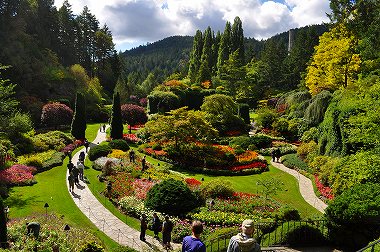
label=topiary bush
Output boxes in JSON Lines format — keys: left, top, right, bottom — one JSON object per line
{"left": 88, "top": 143, "right": 112, "bottom": 161}
{"left": 120, "top": 104, "right": 148, "bottom": 127}
{"left": 41, "top": 102, "right": 73, "bottom": 128}
{"left": 199, "top": 179, "right": 234, "bottom": 199}
{"left": 325, "top": 183, "right": 380, "bottom": 250}
{"left": 109, "top": 139, "right": 130, "bottom": 151}
{"left": 145, "top": 178, "right": 200, "bottom": 216}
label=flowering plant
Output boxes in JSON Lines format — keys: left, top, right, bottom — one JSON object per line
{"left": 315, "top": 175, "right": 334, "bottom": 200}
{"left": 132, "top": 179, "right": 155, "bottom": 199}
{"left": 123, "top": 134, "right": 141, "bottom": 143}
{"left": 230, "top": 161, "right": 268, "bottom": 172}
{"left": 0, "top": 164, "right": 37, "bottom": 186}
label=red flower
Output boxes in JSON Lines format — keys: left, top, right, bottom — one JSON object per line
{"left": 314, "top": 175, "right": 334, "bottom": 200}
{"left": 123, "top": 134, "right": 141, "bottom": 143}
{"left": 230, "top": 161, "right": 267, "bottom": 171}
{"left": 0, "top": 164, "right": 37, "bottom": 186}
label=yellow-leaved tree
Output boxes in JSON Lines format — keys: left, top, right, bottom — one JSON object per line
{"left": 305, "top": 25, "right": 361, "bottom": 95}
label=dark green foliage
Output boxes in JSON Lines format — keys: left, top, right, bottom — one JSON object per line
{"left": 188, "top": 30, "right": 203, "bottom": 83}
{"left": 88, "top": 142, "right": 112, "bottom": 161}
{"left": 71, "top": 92, "right": 87, "bottom": 139}
{"left": 109, "top": 139, "right": 129, "bottom": 151}
{"left": 231, "top": 16, "right": 245, "bottom": 63}
{"left": 110, "top": 93, "right": 123, "bottom": 139}
{"left": 229, "top": 135, "right": 272, "bottom": 150}
{"left": 147, "top": 91, "right": 179, "bottom": 114}
{"left": 325, "top": 183, "right": 380, "bottom": 250}
{"left": 238, "top": 103, "right": 250, "bottom": 124}
{"left": 0, "top": 197, "right": 7, "bottom": 248}
{"left": 281, "top": 154, "right": 311, "bottom": 173}
{"left": 78, "top": 241, "right": 104, "bottom": 252}
{"left": 304, "top": 91, "right": 332, "bottom": 127}
{"left": 282, "top": 224, "right": 328, "bottom": 246}
{"left": 277, "top": 206, "right": 301, "bottom": 221}
{"left": 145, "top": 178, "right": 199, "bottom": 216}
{"left": 255, "top": 108, "right": 278, "bottom": 129}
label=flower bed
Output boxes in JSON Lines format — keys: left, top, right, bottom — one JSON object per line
{"left": 230, "top": 161, "right": 268, "bottom": 172}
{"left": 123, "top": 133, "right": 141, "bottom": 143}
{"left": 132, "top": 179, "right": 155, "bottom": 199}
{"left": 0, "top": 164, "right": 37, "bottom": 186}
{"left": 185, "top": 177, "right": 202, "bottom": 190}
{"left": 315, "top": 175, "right": 334, "bottom": 200}
{"left": 143, "top": 147, "right": 167, "bottom": 156}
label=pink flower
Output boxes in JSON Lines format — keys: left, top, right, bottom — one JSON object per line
{"left": 0, "top": 164, "right": 37, "bottom": 186}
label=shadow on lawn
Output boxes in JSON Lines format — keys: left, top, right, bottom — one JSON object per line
{"left": 5, "top": 191, "right": 42, "bottom": 209}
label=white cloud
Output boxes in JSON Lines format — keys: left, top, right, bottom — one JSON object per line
{"left": 53, "top": 0, "right": 331, "bottom": 51}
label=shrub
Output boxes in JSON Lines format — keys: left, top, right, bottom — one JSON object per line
{"left": 121, "top": 104, "right": 148, "bottom": 127}
{"left": 147, "top": 91, "right": 180, "bottom": 114}
{"left": 88, "top": 143, "right": 112, "bottom": 161}
{"left": 297, "top": 141, "right": 318, "bottom": 162}
{"left": 200, "top": 179, "right": 234, "bottom": 199}
{"left": 255, "top": 108, "right": 278, "bottom": 129}
{"left": 41, "top": 152, "right": 65, "bottom": 171}
{"left": 325, "top": 183, "right": 380, "bottom": 250}
{"left": 281, "top": 154, "right": 311, "bottom": 173}
{"left": 109, "top": 139, "right": 130, "bottom": 151}
{"left": 0, "top": 164, "right": 37, "bottom": 186}
{"left": 301, "top": 127, "right": 319, "bottom": 142}
{"left": 145, "top": 178, "right": 200, "bottom": 216}
{"left": 41, "top": 102, "right": 73, "bottom": 128}
{"left": 32, "top": 131, "right": 73, "bottom": 152}
{"left": 259, "top": 145, "right": 297, "bottom": 156}
{"left": 229, "top": 134, "right": 272, "bottom": 150}
{"left": 78, "top": 241, "right": 104, "bottom": 252}
{"left": 276, "top": 206, "right": 301, "bottom": 221}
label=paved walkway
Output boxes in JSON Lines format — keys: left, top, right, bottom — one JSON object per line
{"left": 270, "top": 160, "right": 327, "bottom": 213}
{"left": 66, "top": 126, "right": 180, "bottom": 251}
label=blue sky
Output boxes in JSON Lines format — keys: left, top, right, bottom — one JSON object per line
{"left": 54, "top": 0, "right": 331, "bottom": 52}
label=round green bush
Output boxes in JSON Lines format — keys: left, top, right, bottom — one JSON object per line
{"left": 109, "top": 139, "right": 130, "bottom": 151}
{"left": 200, "top": 179, "right": 234, "bottom": 199}
{"left": 325, "top": 183, "right": 380, "bottom": 250}
{"left": 88, "top": 143, "right": 112, "bottom": 161}
{"left": 145, "top": 178, "right": 200, "bottom": 216}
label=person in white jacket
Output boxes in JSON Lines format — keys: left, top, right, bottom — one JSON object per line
{"left": 227, "top": 219, "right": 261, "bottom": 252}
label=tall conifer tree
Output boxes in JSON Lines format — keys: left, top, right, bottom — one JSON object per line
{"left": 188, "top": 30, "right": 203, "bottom": 83}
{"left": 110, "top": 92, "right": 123, "bottom": 139}
{"left": 71, "top": 92, "right": 86, "bottom": 139}
{"left": 217, "top": 21, "right": 232, "bottom": 76}
{"left": 197, "top": 27, "right": 213, "bottom": 83}
{"left": 231, "top": 16, "right": 245, "bottom": 64}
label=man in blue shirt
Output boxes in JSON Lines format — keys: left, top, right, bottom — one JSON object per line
{"left": 182, "top": 220, "right": 206, "bottom": 252}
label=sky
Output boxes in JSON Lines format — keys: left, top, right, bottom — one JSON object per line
{"left": 53, "top": 0, "right": 332, "bottom": 52}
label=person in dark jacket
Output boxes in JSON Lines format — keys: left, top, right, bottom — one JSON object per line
{"left": 140, "top": 214, "right": 148, "bottom": 241}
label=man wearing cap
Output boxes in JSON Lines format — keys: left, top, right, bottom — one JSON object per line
{"left": 227, "top": 219, "right": 261, "bottom": 252}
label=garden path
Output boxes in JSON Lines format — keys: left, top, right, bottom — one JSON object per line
{"left": 270, "top": 160, "right": 327, "bottom": 213}
{"left": 66, "top": 126, "right": 181, "bottom": 251}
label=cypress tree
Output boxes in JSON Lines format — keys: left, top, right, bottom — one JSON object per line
{"left": 110, "top": 92, "right": 123, "bottom": 139}
{"left": 71, "top": 92, "right": 87, "bottom": 139}
{"left": 188, "top": 30, "right": 203, "bottom": 83}
{"left": 0, "top": 198, "right": 7, "bottom": 249}
{"left": 231, "top": 16, "right": 245, "bottom": 64}
{"left": 217, "top": 21, "right": 232, "bottom": 76}
{"left": 212, "top": 31, "right": 221, "bottom": 74}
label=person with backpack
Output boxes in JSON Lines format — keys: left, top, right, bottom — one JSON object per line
{"left": 162, "top": 215, "right": 173, "bottom": 249}
{"left": 227, "top": 219, "right": 261, "bottom": 252}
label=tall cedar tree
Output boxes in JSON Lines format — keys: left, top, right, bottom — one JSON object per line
{"left": 217, "top": 21, "right": 232, "bottom": 76}
{"left": 0, "top": 198, "right": 7, "bottom": 248}
{"left": 197, "top": 27, "right": 213, "bottom": 83}
{"left": 231, "top": 16, "right": 245, "bottom": 65}
{"left": 71, "top": 92, "right": 86, "bottom": 139}
{"left": 188, "top": 30, "right": 203, "bottom": 83}
{"left": 110, "top": 92, "right": 123, "bottom": 139}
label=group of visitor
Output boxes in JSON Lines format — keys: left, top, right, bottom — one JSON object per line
{"left": 271, "top": 148, "right": 281, "bottom": 162}
{"left": 67, "top": 150, "right": 87, "bottom": 193}
{"left": 140, "top": 214, "right": 261, "bottom": 252}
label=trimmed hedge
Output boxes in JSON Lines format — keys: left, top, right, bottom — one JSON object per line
{"left": 109, "top": 139, "right": 130, "bottom": 151}
{"left": 88, "top": 143, "right": 112, "bottom": 161}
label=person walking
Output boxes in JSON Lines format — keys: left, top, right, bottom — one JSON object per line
{"left": 68, "top": 172, "right": 75, "bottom": 192}
{"left": 227, "top": 219, "right": 261, "bottom": 252}
{"left": 152, "top": 212, "right": 161, "bottom": 239}
{"left": 162, "top": 215, "right": 173, "bottom": 249}
{"left": 182, "top": 220, "right": 206, "bottom": 252}
{"left": 102, "top": 124, "right": 106, "bottom": 133}
{"left": 84, "top": 139, "right": 89, "bottom": 153}
{"left": 72, "top": 165, "right": 79, "bottom": 186}
{"left": 140, "top": 214, "right": 148, "bottom": 241}
{"left": 275, "top": 148, "right": 281, "bottom": 162}
{"left": 79, "top": 151, "right": 85, "bottom": 163}
{"left": 141, "top": 155, "right": 146, "bottom": 172}
{"left": 77, "top": 160, "right": 84, "bottom": 181}
{"left": 129, "top": 149, "right": 135, "bottom": 163}
{"left": 67, "top": 160, "right": 74, "bottom": 174}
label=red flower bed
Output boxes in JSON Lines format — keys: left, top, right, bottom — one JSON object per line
{"left": 108, "top": 172, "right": 134, "bottom": 199}
{"left": 230, "top": 161, "right": 267, "bottom": 171}
{"left": 61, "top": 143, "right": 76, "bottom": 154}
{"left": 185, "top": 178, "right": 202, "bottom": 190}
{"left": 132, "top": 179, "right": 155, "bottom": 199}
{"left": 123, "top": 134, "right": 141, "bottom": 143}
{"left": 314, "top": 175, "right": 334, "bottom": 200}
{"left": 144, "top": 148, "right": 167, "bottom": 156}
{"left": 0, "top": 164, "right": 37, "bottom": 186}
{"left": 129, "top": 124, "right": 145, "bottom": 130}
{"left": 232, "top": 192, "right": 259, "bottom": 199}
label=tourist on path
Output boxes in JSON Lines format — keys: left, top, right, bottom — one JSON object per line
{"left": 102, "top": 124, "right": 106, "bottom": 133}
{"left": 84, "top": 139, "right": 89, "bottom": 152}
{"left": 77, "top": 160, "right": 84, "bottom": 180}
{"left": 140, "top": 214, "right": 148, "bottom": 241}
{"left": 72, "top": 165, "right": 79, "bottom": 186}
{"left": 141, "top": 155, "right": 146, "bottom": 172}
{"left": 227, "top": 219, "right": 261, "bottom": 252}
{"left": 182, "top": 220, "right": 206, "bottom": 252}
{"left": 68, "top": 172, "right": 75, "bottom": 192}
{"left": 129, "top": 149, "right": 135, "bottom": 163}
{"left": 162, "top": 215, "right": 173, "bottom": 249}
{"left": 152, "top": 212, "right": 161, "bottom": 239}
{"left": 79, "top": 151, "right": 85, "bottom": 163}
{"left": 67, "top": 160, "right": 74, "bottom": 173}
{"left": 275, "top": 148, "right": 281, "bottom": 162}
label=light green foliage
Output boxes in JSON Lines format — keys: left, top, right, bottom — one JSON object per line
{"left": 257, "top": 178, "right": 284, "bottom": 200}
{"left": 297, "top": 141, "right": 318, "bottom": 163}
{"left": 200, "top": 178, "right": 234, "bottom": 199}
{"left": 301, "top": 127, "right": 319, "bottom": 142}
{"left": 254, "top": 107, "right": 278, "bottom": 129}
{"left": 281, "top": 154, "right": 311, "bottom": 173}
{"left": 32, "top": 131, "right": 73, "bottom": 152}
{"left": 304, "top": 90, "right": 332, "bottom": 126}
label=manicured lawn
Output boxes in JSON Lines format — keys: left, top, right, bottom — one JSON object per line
{"left": 179, "top": 156, "right": 322, "bottom": 219}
